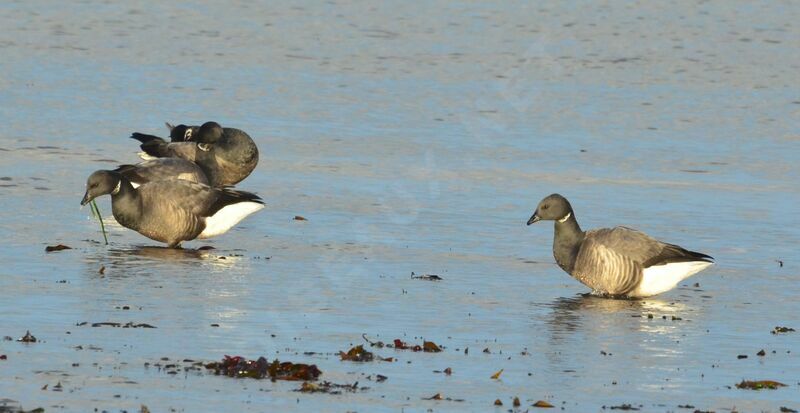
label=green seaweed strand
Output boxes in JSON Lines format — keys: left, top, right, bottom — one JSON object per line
{"left": 90, "top": 199, "right": 108, "bottom": 245}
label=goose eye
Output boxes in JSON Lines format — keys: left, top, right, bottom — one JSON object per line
{"left": 542, "top": 204, "right": 549, "bottom": 210}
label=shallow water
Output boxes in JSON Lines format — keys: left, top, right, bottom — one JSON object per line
{"left": 1, "top": 1, "right": 799, "bottom": 412}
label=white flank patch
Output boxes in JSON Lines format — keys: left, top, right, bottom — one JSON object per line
{"left": 137, "top": 151, "right": 157, "bottom": 161}
{"left": 131, "top": 182, "right": 141, "bottom": 189}
{"left": 631, "top": 261, "right": 713, "bottom": 297}
{"left": 198, "top": 202, "right": 264, "bottom": 239}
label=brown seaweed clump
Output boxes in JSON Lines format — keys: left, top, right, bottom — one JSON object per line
{"left": 205, "top": 355, "right": 321, "bottom": 381}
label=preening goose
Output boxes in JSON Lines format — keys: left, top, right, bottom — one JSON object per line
{"left": 130, "top": 121, "right": 259, "bottom": 187}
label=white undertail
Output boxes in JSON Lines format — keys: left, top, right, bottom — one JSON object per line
{"left": 198, "top": 202, "right": 264, "bottom": 239}
{"left": 630, "top": 261, "right": 713, "bottom": 297}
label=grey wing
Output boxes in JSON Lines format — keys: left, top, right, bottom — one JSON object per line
{"left": 164, "top": 142, "right": 199, "bottom": 162}
{"left": 587, "top": 227, "right": 666, "bottom": 264}
{"left": 589, "top": 226, "right": 712, "bottom": 267}
{"left": 572, "top": 235, "right": 643, "bottom": 295}
{"left": 143, "top": 179, "right": 221, "bottom": 217}
{"left": 132, "top": 159, "right": 208, "bottom": 185}
{"left": 136, "top": 180, "right": 220, "bottom": 241}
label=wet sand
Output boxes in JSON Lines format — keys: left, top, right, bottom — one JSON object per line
{"left": 1, "top": 1, "right": 799, "bottom": 412}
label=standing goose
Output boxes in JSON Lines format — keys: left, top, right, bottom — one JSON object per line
{"left": 130, "top": 121, "right": 259, "bottom": 187}
{"left": 81, "top": 170, "right": 264, "bottom": 248}
{"left": 526, "top": 194, "right": 713, "bottom": 298}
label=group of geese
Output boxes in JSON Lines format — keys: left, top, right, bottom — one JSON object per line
{"left": 81, "top": 121, "right": 264, "bottom": 248}
{"left": 81, "top": 124, "right": 714, "bottom": 298}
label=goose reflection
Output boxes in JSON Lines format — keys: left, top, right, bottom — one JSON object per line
{"left": 542, "top": 294, "right": 691, "bottom": 336}
{"left": 535, "top": 294, "right": 696, "bottom": 368}
{"left": 83, "top": 244, "right": 242, "bottom": 278}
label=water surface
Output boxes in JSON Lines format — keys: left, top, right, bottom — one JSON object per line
{"left": 1, "top": 1, "right": 799, "bottom": 412}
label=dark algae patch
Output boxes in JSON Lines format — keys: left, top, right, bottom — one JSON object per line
{"left": 411, "top": 272, "right": 443, "bottom": 281}
{"left": 392, "top": 339, "right": 443, "bottom": 352}
{"left": 205, "top": 355, "right": 322, "bottom": 381}
{"left": 339, "top": 344, "right": 394, "bottom": 362}
{"left": 772, "top": 326, "right": 795, "bottom": 334}
{"left": 45, "top": 244, "right": 71, "bottom": 252}
{"left": 735, "top": 380, "right": 786, "bottom": 390}
{"left": 604, "top": 404, "right": 641, "bottom": 410}
{"left": 18, "top": 330, "right": 37, "bottom": 343}
{"left": 296, "top": 381, "right": 367, "bottom": 394}
{"left": 533, "top": 400, "right": 555, "bottom": 408}
{"left": 77, "top": 321, "right": 156, "bottom": 328}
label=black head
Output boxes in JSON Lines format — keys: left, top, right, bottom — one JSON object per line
{"left": 81, "top": 170, "right": 122, "bottom": 206}
{"left": 169, "top": 124, "right": 192, "bottom": 142}
{"left": 195, "top": 121, "right": 223, "bottom": 144}
{"left": 527, "top": 193, "right": 573, "bottom": 225}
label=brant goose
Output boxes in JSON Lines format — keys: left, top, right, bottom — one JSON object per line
{"left": 130, "top": 121, "right": 259, "bottom": 186}
{"left": 81, "top": 170, "right": 264, "bottom": 248}
{"left": 527, "top": 194, "right": 713, "bottom": 297}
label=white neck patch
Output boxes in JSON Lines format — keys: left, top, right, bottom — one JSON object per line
{"left": 184, "top": 128, "right": 193, "bottom": 141}
{"left": 111, "top": 180, "right": 121, "bottom": 195}
{"left": 557, "top": 212, "right": 572, "bottom": 223}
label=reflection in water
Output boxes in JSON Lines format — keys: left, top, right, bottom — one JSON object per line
{"left": 542, "top": 294, "right": 691, "bottom": 335}
{"left": 77, "top": 243, "right": 255, "bottom": 332}
{"left": 82, "top": 244, "right": 242, "bottom": 278}
{"left": 535, "top": 294, "right": 696, "bottom": 369}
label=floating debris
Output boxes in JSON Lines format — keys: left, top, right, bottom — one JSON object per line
{"left": 494, "top": 399, "right": 503, "bottom": 406}
{"left": 757, "top": 349, "right": 766, "bottom": 356}
{"left": 490, "top": 369, "right": 503, "bottom": 379}
{"left": 339, "top": 345, "right": 393, "bottom": 362}
{"left": 366, "top": 374, "right": 387, "bottom": 382}
{"left": 296, "top": 381, "right": 365, "bottom": 394}
{"left": 411, "top": 272, "right": 443, "bottom": 281}
{"left": 605, "top": 404, "right": 641, "bottom": 410}
{"left": 361, "top": 333, "right": 385, "bottom": 348}
{"left": 18, "top": 330, "right": 37, "bottom": 343}
{"left": 513, "top": 397, "right": 521, "bottom": 407}
{"left": 533, "top": 400, "right": 554, "bottom": 408}
{"left": 205, "top": 355, "right": 321, "bottom": 381}
{"left": 420, "top": 392, "right": 464, "bottom": 402}
{"left": 392, "top": 339, "right": 442, "bottom": 352}
{"left": 772, "top": 326, "right": 795, "bottom": 334}
{"left": 780, "top": 407, "right": 797, "bottom": 413}
{"left": 737, "top": 354, "right": 748, "bottom": 359}
{"left": 735, "top": 380, "right": 786, "bottom": 390}
{"left": 45, "top": 244, "right": 72, "bottom": 252}
{"left": 293, "top": 215, "right": 308, "bottom": 221}
{"left": 78, "top": 321, "right": 156, "bottom": 328}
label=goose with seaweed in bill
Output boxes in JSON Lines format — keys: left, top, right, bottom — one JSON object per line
{"left": 81, "top": 170, "right": 264, "bottom": 248}
{"left": 130, "top": 121, "right": 259, "bottom": 187}
{"left": 526, "top": 193, "right": 713, "bottom": 298}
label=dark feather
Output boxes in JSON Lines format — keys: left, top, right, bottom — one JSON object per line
{"left": 642, "top": 243, "right": 714, "bottom": 267}
{"left": 113, "top": 164, "right": 148, "bottom": 185}
{"left": 206, "top": 188, "right": 264, "bottom": 217}
{"left": 130, "top": 133, "right": 169, "bottom": 157}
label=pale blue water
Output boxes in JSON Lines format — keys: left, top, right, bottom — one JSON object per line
{"left": 1, "top": 1, "right": 799, "bottom": 412}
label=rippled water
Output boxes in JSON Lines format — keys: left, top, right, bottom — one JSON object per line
{"left": 2, "top": 1, "right": 799, "bottom": 412}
